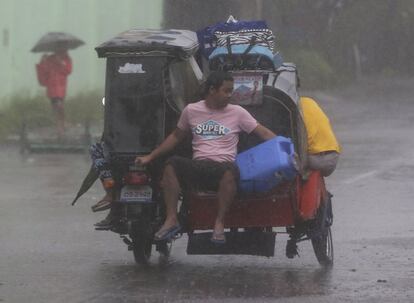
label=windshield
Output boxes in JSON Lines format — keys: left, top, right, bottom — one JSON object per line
{"left": 103, "top": 56, "right": 167, "bottom": 154}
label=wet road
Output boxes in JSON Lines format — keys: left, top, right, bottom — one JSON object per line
{"left": 1, "top": 78, "right": 414, "bottom": 302}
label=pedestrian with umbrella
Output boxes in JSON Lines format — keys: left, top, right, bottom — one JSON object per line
{"left": 32, "top": 32, "right": 84, "bottom": 139}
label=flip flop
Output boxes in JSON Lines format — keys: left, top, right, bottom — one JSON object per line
{"left": 91, "top": 198, "right": 112, "bottom": 212}
{"left": 211, "top": 231, "right": 226, "bottom": 244}
{"left": 154, "top": 225, "right": 181, "bottom": 241}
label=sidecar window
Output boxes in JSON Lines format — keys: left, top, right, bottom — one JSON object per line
{"left": 104, "top": 57, "right": 166, "bottom": 153}
{"left": 168, "top": 57, "right": 202, "bottom": 109}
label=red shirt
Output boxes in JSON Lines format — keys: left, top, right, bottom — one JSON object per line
{"left": 36, "top": 52, "right": 72, "bottom": 99}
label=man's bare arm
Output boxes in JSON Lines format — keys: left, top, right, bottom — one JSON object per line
{"left": 251, "top": 123, "right": 276, "bottom": 141}
{"left": 135, "top": 127, "right": 188, "bottom": 165}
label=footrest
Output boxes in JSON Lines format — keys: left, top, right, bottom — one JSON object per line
{"left": 186, "top": 231, "right": 275, "bottom": 257}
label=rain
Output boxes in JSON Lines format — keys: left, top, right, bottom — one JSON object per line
{"left": 1, "top": 1, "right": 414, "bottom": 302}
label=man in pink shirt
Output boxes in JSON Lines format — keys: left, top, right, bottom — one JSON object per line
{"left": 135, "top": 71, "right": 276, "bottom": 244}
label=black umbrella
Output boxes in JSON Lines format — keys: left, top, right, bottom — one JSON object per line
{"left": 31, "top": 32, "right": 85, "bottom": 53}
{"left": 71, "top": 165, "right": 99, "bottom": 205}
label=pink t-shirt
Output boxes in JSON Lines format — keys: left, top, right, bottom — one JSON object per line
{"left": 177, "top": 100, "right": 258, "bottom": 162}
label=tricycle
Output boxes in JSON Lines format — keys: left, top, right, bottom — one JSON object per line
{"left": 76, "top": 26, "right": 333, "bottom": 267}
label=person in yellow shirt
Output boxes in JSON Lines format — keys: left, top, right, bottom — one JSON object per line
{"left": 300, "top": 96, "right": 341, "bottom": 176}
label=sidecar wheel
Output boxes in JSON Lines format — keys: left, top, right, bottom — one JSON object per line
{"left": 132, "top": 235, "right": 152, "bottom": 265}
{"left": 311, "top": 226, "right": 333, "bottom": 267}
{"left": 311, "top": 196, "right": 334, "bottom": 267}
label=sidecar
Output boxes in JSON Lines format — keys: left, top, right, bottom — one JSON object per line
{"left": 183, "top": 63, "right": 333, "bottom": 266}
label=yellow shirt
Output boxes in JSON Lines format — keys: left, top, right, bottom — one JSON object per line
{"left": 300, "top": 97, "right": 341, "bottom": 154}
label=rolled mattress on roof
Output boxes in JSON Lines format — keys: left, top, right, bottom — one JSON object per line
{"left": 95, "top": 29, "right": 199, "bottom": 58}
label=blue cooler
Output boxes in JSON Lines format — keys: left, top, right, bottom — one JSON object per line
{"left": 236, "top": 136, "right": 297, "bottom": 192}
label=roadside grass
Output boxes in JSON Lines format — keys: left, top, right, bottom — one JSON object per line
{"left": 281, "top": 48, "right": 337, "bottom": 89}
{"left": 0, "top": 92, "right": 103, "bottom": 141}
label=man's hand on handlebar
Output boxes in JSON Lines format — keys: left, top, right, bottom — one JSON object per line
{"left": 134, "top": 154, "right": 153, "bottom": 166}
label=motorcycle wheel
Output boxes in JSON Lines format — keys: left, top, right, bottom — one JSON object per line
{"left": 311, "top": 196, "right": 334, "bottom": 267}
{"left": 131, "top": 235, "right": 152, "bottom": 265}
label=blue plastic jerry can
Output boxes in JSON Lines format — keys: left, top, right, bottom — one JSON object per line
{"left": 236, "top": 136, "right": 297, "bottom": 192}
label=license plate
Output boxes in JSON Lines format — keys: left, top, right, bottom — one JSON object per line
{"left": 120, "top": 185, "right": 153, "bottom": 203}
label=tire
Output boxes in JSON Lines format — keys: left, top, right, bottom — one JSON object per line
{"left": 129, "top": 208, "right": 155, "bottom": 265}
{"left": 311, "top": 196, "right": 334, "bottom": 267}
{"left": 311, "top": 226, "right": 333, "bottom": 267}
{"left": 132, "top": 234, "right": 153, "bottom": 265}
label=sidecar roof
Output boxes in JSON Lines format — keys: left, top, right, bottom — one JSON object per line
{"left": 95, "top": 29, "right": 199, "bottom": 58}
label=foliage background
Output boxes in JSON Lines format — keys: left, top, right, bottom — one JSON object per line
{"left": 163, "top": 0, "right": 414, "bottom": 88}
{"left": 2, "top": 0, "right": 413, "bottom": 140}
